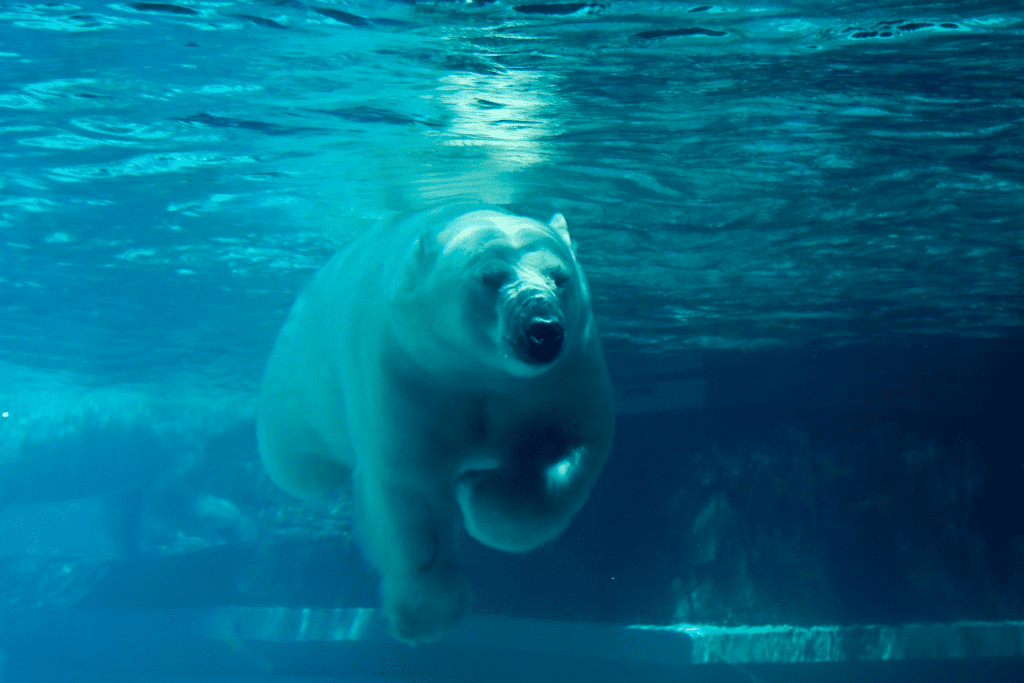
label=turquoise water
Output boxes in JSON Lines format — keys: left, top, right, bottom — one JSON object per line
{"left": 3, "top": 1, "right": 1022, "bottom": 383}
{"left": 1, "top": 1, "right": 1023, "bottom": 678}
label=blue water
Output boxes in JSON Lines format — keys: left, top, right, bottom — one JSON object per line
{"left": 1, "top": 0, "right": 1024, "bottom": 679}
{"left": 3, "top": 0, "right": 1022, "bottom": 378}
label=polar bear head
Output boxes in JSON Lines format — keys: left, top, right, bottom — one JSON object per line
{"left": 390, "top": 207, "right": 593, "bottom": 381}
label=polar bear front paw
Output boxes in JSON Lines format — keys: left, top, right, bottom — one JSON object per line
{"left": 385, "top": 572, "right": 470, "bottom": 644}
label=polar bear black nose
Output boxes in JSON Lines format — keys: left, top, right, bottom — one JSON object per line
{"left": 526, "top": 321, "right": 563, "bottom": 363}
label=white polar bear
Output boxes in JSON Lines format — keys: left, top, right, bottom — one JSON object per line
{"left": 257, "top": 204, "right": 614, "bottom": 643}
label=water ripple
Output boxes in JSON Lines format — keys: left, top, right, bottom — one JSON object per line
{"left": 47, "top": 152, "right": 257, "bottom": 182}
{"left": 19, "top": 133, "right": 140, "bottom": 150}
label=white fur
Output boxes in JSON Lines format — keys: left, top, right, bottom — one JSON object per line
{"left": 257, "top": 205, "right": 614, "bottom": 643}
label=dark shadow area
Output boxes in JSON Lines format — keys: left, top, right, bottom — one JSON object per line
{"left": 1, "top": 337, "right": 1021, "bottom": 637}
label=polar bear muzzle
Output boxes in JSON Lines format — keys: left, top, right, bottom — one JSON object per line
{"left": 525, "top": 319, "right": 563, "bottom": 363}
{"left": 504, "top": 293, "right": 566, "bottom": 365}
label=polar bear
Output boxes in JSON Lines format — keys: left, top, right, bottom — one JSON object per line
{"left": 257, "top": 204, "right": 614, "bottom": 643}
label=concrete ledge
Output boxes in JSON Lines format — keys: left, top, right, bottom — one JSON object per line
{"left": 636, "top": 621, "right": 1024, "bottom": 663}
{"left": 3, "top": 607, "right": 1024, "bottom": 680}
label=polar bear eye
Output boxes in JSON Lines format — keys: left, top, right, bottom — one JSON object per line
{"left": 551, "top": 271, "right": 570, "bottom": 288}
{"left": 480, "top": 268, "right": 511, "bottom": 290}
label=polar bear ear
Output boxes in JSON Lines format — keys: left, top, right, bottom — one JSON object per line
{"left": 392, "top": 231, "right": 438, "bottom": 300}
{"left": 548, "top": 213, "right": 575, "bottom": 254}
{"left": 411, "top": 231, "right": 431, "bottom": 265}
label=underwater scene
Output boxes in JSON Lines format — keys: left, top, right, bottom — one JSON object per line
{"left": 1, "top": 0, "right": 1023, "bottom": 680}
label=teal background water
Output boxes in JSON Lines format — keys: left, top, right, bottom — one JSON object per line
{"left": 1, "top": 1, "right": 1023, "bottom": 677}
{"left": 3, "top": 1, "right": 1021, "bottom": 382}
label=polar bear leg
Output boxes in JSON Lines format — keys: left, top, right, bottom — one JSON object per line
{"left": 257, "top": 403, "right": 350, "bottom": 500}
{"left": 357, "top": 472, "right": 469, "bottom": 644}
